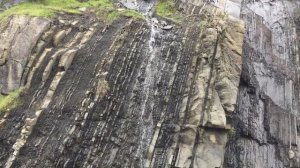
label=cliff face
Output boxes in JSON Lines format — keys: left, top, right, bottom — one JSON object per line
{"left": 225, "top": 1, "right": 300, "bottom": 167}
{"left": 0, "top": 0, "right": 24, "bottom": 10}
{"left": 0, "top": 0, "right": 299, "bottom": 168}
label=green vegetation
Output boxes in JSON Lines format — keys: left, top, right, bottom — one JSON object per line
{"left": 118, "top": 9, "right": 144, "bottom": 20}
{"left": 92, "top": 0, "right": 144, "bottom": 23}
{"left": 199, "top": 20, "right": 209, "bottom": 29}
{"left": 228, "top": 128, "right": 236, "bottom": 138}
{"left": 97, "top": 79, "right": 109, "bottom": 98}
{"left": 0, "top": 0, "right": 144, "bottom": 23}
{"left": 0, "top": 0, "right": 97, "bottom": 21}
{"left": 95, "top": 7, "right": 144, "bottom": 23}
{"left": 155, "top": 0, "right": 182, "bottom": 23}
{"left": 155, "top": 0, "right": 176, "bottom": 17}
{"left": 0, "top": 88, "right": 23, "bottom": 118}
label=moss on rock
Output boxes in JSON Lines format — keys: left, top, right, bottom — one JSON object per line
{"left": 0, "top": 88, "right": 24, "bottom": 118}
{"left": 155, "top": 0, "right": 182, "bottom": 23}
{"left": 0, "top": 0, "right": 144, "bottom": 23}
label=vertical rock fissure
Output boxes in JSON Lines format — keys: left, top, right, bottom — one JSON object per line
{"left": 224, "top": 1, "right": 300, "bottom": 167}
{"left": 190, "top": 33, "right": 220, "bottom": 168}
{"left": 200, "top": 32, "right": 220, "bottom": 126}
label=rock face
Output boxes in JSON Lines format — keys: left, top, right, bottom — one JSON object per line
{"left": 0, "top": 16, "right": 50, "bottom": 94}
{"left": 225, "top": 0, "right": 300, "bottom": 168}
{"left": 0, "top": 0, "right": 25, "bottom": 10}
{"left": 0, "top": 0, "right": 299, "bottom": 167}
{"left": 0, "top": 0, "right": 245, "bottom": 167}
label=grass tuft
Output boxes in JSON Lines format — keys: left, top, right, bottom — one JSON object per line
{"left": 155, "top": 0, "right": 182, "bottom": 23}
{"left": 118, "top": 9, "right": 144, "bottom": 20}
{"left": 155, "top": 0, "right": 176, "bottom": 17}
{"left": 0, "top": 88, "right": 24, "bottom": 118}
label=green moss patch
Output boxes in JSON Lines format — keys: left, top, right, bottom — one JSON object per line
{"left": 0, "top": 0, "right": 97, "bottom": 21}
{"left": 85, "top": 2, "right": 144, "bottom": 23}
{"left": 155, "top": 0, "right": 182, "bottom": 23}
{"left": 0, "top": 88, "right": 23, "bottom": 118}
{"left": 0, "top": 0, "right": 144, "bottom": 23}
{"left": 118, "top": 9, "right": 144, "bottom": 20}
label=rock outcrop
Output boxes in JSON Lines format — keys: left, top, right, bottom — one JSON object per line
{"left": 0, "top": 0, "right": 245, "bottom": 167}
{"left": 0, "top": 0, "right": 299, "bottom": 167}
{"left": 0, "top": 16, "right": 50, "bottom": 94}
{"left": 225, "top": 0, "right": 300, "bottom": 168}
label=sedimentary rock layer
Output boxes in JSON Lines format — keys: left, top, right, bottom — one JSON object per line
{"left": 0, "top": 1, "right": 245, "bottom": 167}
{"left": 225, "top": 0, "right": 300, "bottom": 167}
{"left": 2, "top": 0, "right": 300, "bottom": 167}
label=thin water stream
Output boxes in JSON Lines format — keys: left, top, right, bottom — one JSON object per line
{"left": 136, "top": 1, "right": 160, "bottom": 165}
{"left": 120, "top": 0, "right": 163, "bottom": 165}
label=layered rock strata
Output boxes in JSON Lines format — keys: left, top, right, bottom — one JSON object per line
{"left": 0, "top": 1, "right": 246, "bottom": 167}
{"left": 225, "top": 0, "right": 300, "bottom": 168}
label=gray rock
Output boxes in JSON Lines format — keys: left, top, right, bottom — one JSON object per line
{"left": 0, "top": 16, "right": 50, "bottom": 94}
{"left": 161, "top": 25, "right": 173, "bottom": 30}
{"left": 224, "top": 1, "right": 300, "bottom": 167}
{"left": 0, "top": 0, "right": 299, "bottom": 168}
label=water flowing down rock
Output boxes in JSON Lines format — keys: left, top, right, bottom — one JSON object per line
{"left": 0, "top": 0, "right": 299, "bottom": 168}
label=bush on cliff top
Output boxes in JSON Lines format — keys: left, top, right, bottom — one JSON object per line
{"left": 0, "top": 0, "right": 143, "bottom": 23}
{"left": 155, "top": 0, "right": 182, "bottom": 23}
{"left": 155, "top": 0, "right": 176, "bottom": 17}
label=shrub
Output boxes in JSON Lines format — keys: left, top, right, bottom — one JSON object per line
{"left": 0, "top": 88, "right": 24, "bottom": 118}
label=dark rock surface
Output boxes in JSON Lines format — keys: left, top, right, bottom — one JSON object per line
{"left": 0, "top": 0, "right": 244, "bottom": 167}
{"left": 0, "top": 0, "right": 300, "bottom": 168}
{"left": 225, "top": 0, "right": 300, "bottom": 168}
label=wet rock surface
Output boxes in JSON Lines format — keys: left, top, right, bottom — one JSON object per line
{"left": 0, "top": 0, "right": 245, "bottom": 167}
{"left": 0, "top": 0, "right": 300, "bottom": 167}
{"left": 225, "top": 0, "right": 300, "bottom": 168}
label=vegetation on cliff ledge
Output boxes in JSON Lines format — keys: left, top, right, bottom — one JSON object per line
{"left": 0, "top": 0, "right": 143, "bottom": 23}
{"left": 155, "top": 0, "right": 182, "bottom": 23}
{"left": 0, "top": 88, "right": 23, "bottom": 118}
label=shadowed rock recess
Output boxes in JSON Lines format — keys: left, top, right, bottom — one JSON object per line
{"left": 0, "top": 0, "right": 299, "bottom": 167}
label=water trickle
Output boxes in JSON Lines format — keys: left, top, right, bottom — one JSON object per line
{"left": 141, "top": 8, "right": 158, "bottom": 167}
{"left": 137, "top": 14, "right": 160, "bottom": 166}
{"left": 121, "top": 0, "right": 163, "bottom": 165}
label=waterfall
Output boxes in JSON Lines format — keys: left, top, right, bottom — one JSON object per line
{"left": 121, "top": 0, "right": 162, "bottom": 166}
{"left": 137, "top": 1, "right": 159, "bottom": 166}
